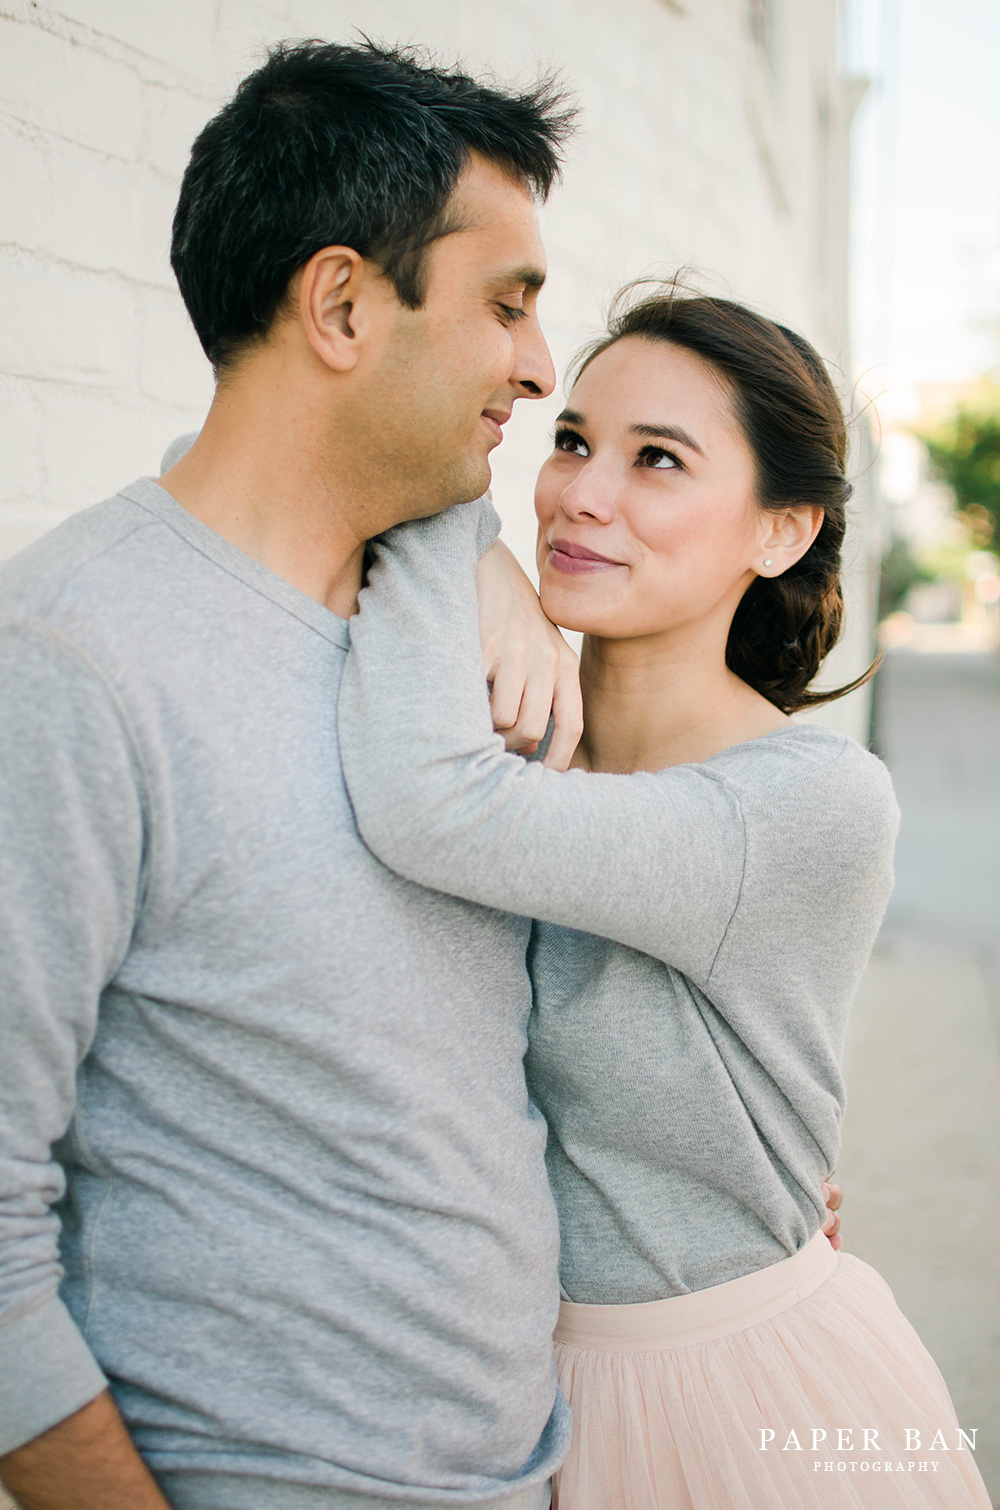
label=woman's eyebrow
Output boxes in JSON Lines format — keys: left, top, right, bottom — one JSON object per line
{"left": 630, "top": 422, "right": 704, "bottom": 456}
{"left": 556, "top": 411, "right": 704, "bottom": 457}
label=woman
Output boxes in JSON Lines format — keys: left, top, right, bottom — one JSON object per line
{"left": 337, "top": 286, "right": 990, "bottom": 1507}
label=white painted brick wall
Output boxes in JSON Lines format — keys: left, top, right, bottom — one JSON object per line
{"left": 0, "top": 0, "right": 876, "bottom": 734}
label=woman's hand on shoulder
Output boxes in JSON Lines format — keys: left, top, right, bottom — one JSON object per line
{"left": 476, "top": 540, "right": 583, "bottom": 771}
{"left": 822, "top": 1177, "right": 843, "bottom": 1251}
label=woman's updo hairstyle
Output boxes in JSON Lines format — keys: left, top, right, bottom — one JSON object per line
{"left": 572, "top": 280, "right": 877, "bottom": 713}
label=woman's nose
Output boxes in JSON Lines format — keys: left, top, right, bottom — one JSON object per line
{"left": 559, "top": 462, "right": 619, "bottom": 524}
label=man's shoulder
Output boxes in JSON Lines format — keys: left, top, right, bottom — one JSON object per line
{"left": 0, "top": 486, "right": 160, "bottom": 624}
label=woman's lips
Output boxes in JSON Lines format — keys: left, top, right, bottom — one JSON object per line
{"left": 548, "top": 539, "right": 625, "bottom": 576}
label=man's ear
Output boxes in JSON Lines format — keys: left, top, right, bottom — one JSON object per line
{"left": 296, "top": 245, "right": 382, "bottom": 373}
{"left": 759, "top": 504, "right": 824, "bottom": 576}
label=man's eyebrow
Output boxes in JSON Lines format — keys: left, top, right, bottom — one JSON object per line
{"left": 487, "top": 265, "right": 547, "bottom": 291}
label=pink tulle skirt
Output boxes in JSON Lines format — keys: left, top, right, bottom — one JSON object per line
{"left": 552, "top": 1231, "right": 991, "bottom": 1508}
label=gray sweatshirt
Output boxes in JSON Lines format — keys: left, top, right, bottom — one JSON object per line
{"left": 0, "top": 480, "right": 568, "bottom": 1507}
{"left": 338, "top": 504, "right": 900, "bottom": 1304}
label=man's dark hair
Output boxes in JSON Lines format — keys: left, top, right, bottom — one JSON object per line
{"left": 170, "top": 38, "right": 575, "bottom": 370}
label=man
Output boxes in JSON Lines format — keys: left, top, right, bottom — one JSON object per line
{"left": 0, "top": 40, "right": 580, "bottom": 1510}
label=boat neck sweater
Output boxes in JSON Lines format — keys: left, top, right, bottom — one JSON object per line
{"left": 0, "top": 479, "right": 568, "bottom": 1506}
{"left": 338, "top": 503, "right": 900, "bottom": 1304}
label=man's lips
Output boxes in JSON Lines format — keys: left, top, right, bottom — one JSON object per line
{"left": 481, "top": 409, "right": 510, "bottom": 443}
{"left": 548, "top": 538, "right": 626, "bottom": 576}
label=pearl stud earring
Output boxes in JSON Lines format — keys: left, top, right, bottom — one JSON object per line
{"left": 763, "top": 558, "right": 773, "bottom": 568}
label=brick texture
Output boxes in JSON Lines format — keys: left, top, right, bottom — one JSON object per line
{"left": 0, "top": 0, "right": 877, "bottom": 735}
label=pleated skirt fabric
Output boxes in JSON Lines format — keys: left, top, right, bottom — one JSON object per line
{"left": 551, "top": 1231, "right": 991, "bottom": 1508}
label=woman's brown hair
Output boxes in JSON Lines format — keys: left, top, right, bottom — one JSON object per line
{"left": 573, "top": 281, "right": 877, "bottom": 714}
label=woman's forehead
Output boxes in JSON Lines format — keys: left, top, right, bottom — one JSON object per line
{"left": 571, "top": 337, "right": 741, "bottom": 441}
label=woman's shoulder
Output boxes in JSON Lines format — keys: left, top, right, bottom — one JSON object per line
{"left": 703, "top": 723, "right": 899, "bottom": 835}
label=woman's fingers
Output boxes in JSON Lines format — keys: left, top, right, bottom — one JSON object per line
{"left": 496, "top": 638, "right": 559, "bottom": 752}
{"left": 489, "top": 632, "right": 556, "bottom": 751}
{"left": 476, "top": 539, "right": 582, "bottom": 762}
{"left": 489, "top": 651, "right": 529, "bottom": 735}
{"left": 510, "top": 648, "right": 562, "bottom": 752}
{"left": 491, "top": 635, "right": 581, "bottom": 763}
{"left": 544, "top": 650, "right": 585, "bottom": 771}
{"left": 821, "top": 1179, "right": 843, "bottom": 1249}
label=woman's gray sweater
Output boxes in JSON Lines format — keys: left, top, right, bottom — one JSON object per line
{"left": 338, "top": 502, "right": 900, "bottom": 1304}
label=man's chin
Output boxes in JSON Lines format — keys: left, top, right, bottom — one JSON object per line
{"left": 396, "top": 452, "right": 493, "bottom": 524}
{"left": 434, "top": 455, "right": 493, "bottom": 511}
{"left": 454, "top": 454, "right": 493, "bottom": 505}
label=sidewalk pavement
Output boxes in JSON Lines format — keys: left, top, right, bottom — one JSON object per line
{"left": 838, "top": 648, "right": 1000, "bottom": 1506}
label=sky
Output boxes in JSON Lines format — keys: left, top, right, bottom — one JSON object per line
{"left": 849, "top": 0, "right": 1000, "bottom": 395}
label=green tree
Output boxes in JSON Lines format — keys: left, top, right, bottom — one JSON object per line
{"left": 878, "top": 537, "right": 932, "bottom": 618}
{"left": 922, "top": 385, "right": 1000, "bottom": 551}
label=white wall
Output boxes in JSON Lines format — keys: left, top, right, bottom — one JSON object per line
{"left": 0, "top": 0, "right": 875, "bottom": 733}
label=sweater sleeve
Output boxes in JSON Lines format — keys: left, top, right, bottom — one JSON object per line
{"left": 0, "top": 621, "right": 144, "bottom": 1452}
{"left": 338, "top": 502, "right": 745, "bottom": 983}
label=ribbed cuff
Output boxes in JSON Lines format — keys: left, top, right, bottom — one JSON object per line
{"left": 0, "top": 1291, "right": 107, "bottom": 1454}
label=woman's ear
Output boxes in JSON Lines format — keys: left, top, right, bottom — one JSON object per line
{"left": 757, "top": 505, "right": 824, "bottom": 578}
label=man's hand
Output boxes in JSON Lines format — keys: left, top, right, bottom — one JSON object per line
{"left": 0, "top": 1392, "right": 171, "bottom": 1510}
{"left": 477, "top": 540, "right": 583, "bottom": 771}
{"left": 822, "top": 1177, "right": 843, "bottom": 1251}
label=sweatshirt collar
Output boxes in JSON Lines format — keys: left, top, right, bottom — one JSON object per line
{"left": 121, "top": 477, "right": 351, "bottom": 650}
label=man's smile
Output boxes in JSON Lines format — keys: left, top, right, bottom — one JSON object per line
{"left": 481, "top": 408, "right": 511, "bottom": 443}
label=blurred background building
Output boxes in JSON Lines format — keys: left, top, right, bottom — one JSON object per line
{"left": 839, "top": 5, "right": 1000, "bottom": 1501}
{"left": 0, "top": 0, "right": 997, "bottom": 1503}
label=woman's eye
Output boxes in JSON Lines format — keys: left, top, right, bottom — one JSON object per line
{"left": 638, "top": 446, "right": 681, "bottom": 471}
{"left": 553, "top": 428, "right": 589, "bottom": 458}
{"left": 497, "top": 303, "right": 527, "bottom": 325}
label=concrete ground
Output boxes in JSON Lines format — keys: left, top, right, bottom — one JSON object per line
{"left": 838, "top": 648, "right": 1000, "bottom": 1505}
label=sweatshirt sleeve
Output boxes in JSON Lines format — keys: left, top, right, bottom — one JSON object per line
{"left": 338, "top": 502, "right": 745, "bottom": 983}
{"left": 0, "top": 620, "right": 144, "bottom": 1452}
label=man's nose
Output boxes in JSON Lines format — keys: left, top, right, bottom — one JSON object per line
{"left": 512, "top": 315, "right": 557, "bottom": 400}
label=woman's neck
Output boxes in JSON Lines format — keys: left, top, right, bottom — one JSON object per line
{"left": 574, "top": 625, "right": 791, "bottom": 774}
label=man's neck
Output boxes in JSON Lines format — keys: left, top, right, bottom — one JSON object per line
{"left": 575, "top": 624, "right": 789, "bottom": 774}
{"left": 159, "top": 369, "right": 372, "bottom": 618}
